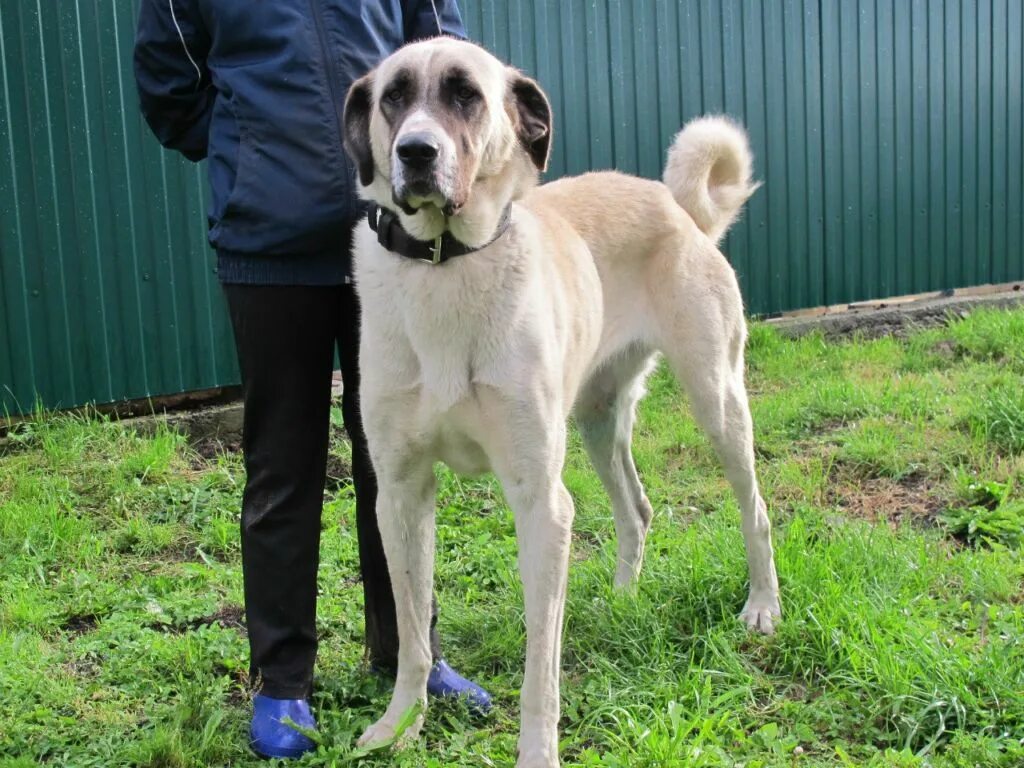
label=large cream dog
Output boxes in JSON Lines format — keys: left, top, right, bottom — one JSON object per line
{"left": 342, "top": 37, "right": 781, "bottom": 767}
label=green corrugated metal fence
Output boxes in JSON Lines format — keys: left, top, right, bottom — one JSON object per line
{"left": 472, "top": 0, "right": 1024, "bottom": 311}
{"left": 2, "top": 1, "right": 1022, "bottom": 415}
{"left": 0, "top": 0, "right": 233, "bottom": 416}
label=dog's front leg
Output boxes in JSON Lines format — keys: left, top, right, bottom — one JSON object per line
{"left": 497, "top": 449, "right": 574, "bottom": 768}
{"left": 357, "top": 460, "right": 437, "bottom": 749}
{"left": 511, "top": 480, "right": 573, "bottom": 767}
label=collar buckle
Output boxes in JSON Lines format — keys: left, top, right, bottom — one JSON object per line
{"left": 429, "top": 234, "right": 444, "bottom": 264}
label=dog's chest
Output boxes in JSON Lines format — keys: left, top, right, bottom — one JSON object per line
{"left": 398, "top": 304, "right": 498, "bottom": 415}
{"left": 364, "top": 253, "right": 531, "bottom": 410}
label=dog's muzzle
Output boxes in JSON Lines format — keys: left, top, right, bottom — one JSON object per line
{"left": 391, "top": 126, "right": 457, "bottom": 213}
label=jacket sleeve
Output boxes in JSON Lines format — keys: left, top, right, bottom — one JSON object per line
{"left": 402, "top": 0, "right": 467, "bottom": 43}
{"left": 133, "top": 0, "right": 215, "bottom": 162}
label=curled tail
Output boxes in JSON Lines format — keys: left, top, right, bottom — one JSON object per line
{"left": 662, "top": 116, "right": 759, "bottom": 245}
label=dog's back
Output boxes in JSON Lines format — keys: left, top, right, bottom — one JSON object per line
{"left": 529, "top": 116, "right": 757, "bottom": 260}
{"left": 527, "top": 172, "right": 688, "bottom": 266}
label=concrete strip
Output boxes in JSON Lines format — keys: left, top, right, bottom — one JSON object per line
{"left": 123, "top": 401, "right": 245, "bottom": 445}
{"left": 766, "top": 289, "right": 1024, "bottom": 339}
{"left": 127, "top": 369, "right": 344, "bottom": 446}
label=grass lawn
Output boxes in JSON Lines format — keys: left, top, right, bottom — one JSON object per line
{"left": 2, "top": 307, "right": 1024, "bottom": 767}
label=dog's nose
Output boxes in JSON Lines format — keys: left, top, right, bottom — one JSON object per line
{"left": 396, "top": 133, "right": 440, "bottom": 168}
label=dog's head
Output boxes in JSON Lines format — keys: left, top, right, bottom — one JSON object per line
{"left": 343, "top": 38, "right": 552, "bottom": 242}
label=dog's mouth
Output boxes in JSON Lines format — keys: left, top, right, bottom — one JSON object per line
{"left": 391, "top": 180, "right": 465, "bottom": 218}
{"left": 389, "top": 130, "right": 467, "bottom": 217}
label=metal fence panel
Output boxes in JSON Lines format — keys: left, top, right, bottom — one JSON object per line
{"left": 468, "top": 0, "right": 1023, "bottom": 314}
{"left": 1, "top": 0, "right": 234, "bottom": 416}
{"left": 2, "top": 1, "right": 1022, "bottom": 415}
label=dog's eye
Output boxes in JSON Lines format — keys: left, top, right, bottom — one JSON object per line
{"left": 455, "top": 85, "right": 479, "bottom": 104}
{"left": 384, "top": 87, "right": 403, "bottom": 104}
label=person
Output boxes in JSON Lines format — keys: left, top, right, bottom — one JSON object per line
{"left": 133, "top": 0, "right": 490, "bottom": 759}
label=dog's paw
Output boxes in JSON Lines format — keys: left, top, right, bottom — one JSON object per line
{"left": 357, "top": 711, "right": 424, "bottom": 750}
{"left": 740, "top": 592, "right": 781, "bottom": 635}
{"left": 357, "top": 718, "right": 398, "bottom": 750}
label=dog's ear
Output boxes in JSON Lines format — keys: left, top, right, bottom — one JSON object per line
{"left": 509, "top": 73, "right": 552, "bottom": 172}
{"left": 343, "top": 73, "right": 375, "bottom": 186}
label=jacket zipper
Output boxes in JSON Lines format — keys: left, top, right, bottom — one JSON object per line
{"left": 308, "top": 0, "right": 345, "bottom": 143}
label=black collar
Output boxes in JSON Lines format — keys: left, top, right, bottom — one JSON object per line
{"left": 367, "top": 203, "right": 512, "bottom": 265}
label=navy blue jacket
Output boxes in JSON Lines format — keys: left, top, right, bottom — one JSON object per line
{"left": 134, "top": 0, "right": 465, "bottom": 285}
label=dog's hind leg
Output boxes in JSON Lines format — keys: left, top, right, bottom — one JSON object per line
{"left": 575, "top": 348, "right": 657, "bottom": 589}
{"left": 655, "top": 296, "right": 781, "bottom": 634}
{"left": 357, "top": 457, "right": 437, "bottom": 748}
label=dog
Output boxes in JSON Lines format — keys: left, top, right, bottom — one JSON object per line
{"left": 342, "top": 37, "right": 781, "bottom": 768}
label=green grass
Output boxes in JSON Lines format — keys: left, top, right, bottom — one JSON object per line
{"left": 2, "top": 308, "right": 1024, "bottom": 767}
{"left": 941, "top": 479, "right": 1024, "bottom": 550}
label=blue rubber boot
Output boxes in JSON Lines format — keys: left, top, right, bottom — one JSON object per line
{"left": 427, "top": 659, "right": 493, "bottom": 715}
{"left": 250, "top": 694, "right": 317, "bottom": 759}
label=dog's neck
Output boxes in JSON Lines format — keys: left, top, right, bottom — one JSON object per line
{"left": 397, "top": 203, "right": 502, "bottom": 246}
{"left": 368, "top": 202, "right": 512, "bottom": 264}
{"left": 391, "top": 189, "right": 513, "bottom": 248}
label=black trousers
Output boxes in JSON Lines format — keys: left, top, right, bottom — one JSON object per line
{"left": 224, "top": 281, "right": 441, "bottom": 699}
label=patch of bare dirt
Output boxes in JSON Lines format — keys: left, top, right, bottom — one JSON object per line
{"left": 62, "top": 656, "right": 101, "bottom": 679}
{"left": 193, "top": 603, "right": 246, "bottom": 631}
{"left": 828, "top": 472, "right": 947, "bottom": 526}
{"left": 325, "top": 452, "right": 353, "bottom": 491}
{"left": 190, "top": 436, "right": 242, "bottom": 469}
{"left": 158, "top": 540, "right": 234, "bottom": 565}
{"left": 62, "top": 612, "right": 100, "bottom": 636}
